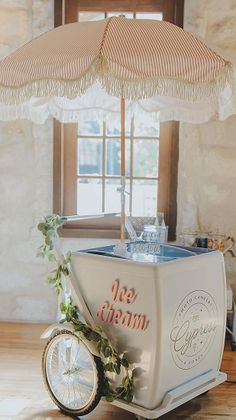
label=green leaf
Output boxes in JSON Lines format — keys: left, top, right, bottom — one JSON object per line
{"left": 74, "top": 323, "right": 84, "bottom": 332}
{"left": 125, "top": 392, "right": 133, "bottom": 403}
{"left": 115, "top": 386, "right": 125, "bottom": 395}
{"left": 121, "top": 357, "right": 129, "bottom": 368}
{"left": 100, "top": 341, "right": 112, "bottom": 358}
{"left": 65, "top": 251, "right": 72, "bottom": 263}
{"left": 104, "top": 362, "right": 116, "bottom": 372}
{"left": 114, "top": 363, "right": 121, "bottom": 375}
{"left": 60, "top": 302, "right": 66, "bottom": 312}
{"left": 36, "top": 250, "right": 44, "bottom": 258}
{"left": 104, "top": 346, "right": 112, "bottom": 358}
{"left": 122, "top": 375, "right": 130, "bottom": 387}
{"left": 97, "top": 340, "right": 102, "bottom": 353}
{"left": 45, "top": 236, "right": 52, "bottom": 247}
{"left": 62, "top": 266, "right": 69, "bottom": 275}
{"left": 105, "top": 394, "right": 115, "bottom": 403}
{"left": 48, "top": 253, "right": 57, "bottom": 263}
{"left": 131, "top": 367, "right": 140, "bottom": 378}
{"left": 88, "top": 331, "right": 100, "bottom": 342}
{"left": 37, "top": 223, "right": 45, "bottom": 232}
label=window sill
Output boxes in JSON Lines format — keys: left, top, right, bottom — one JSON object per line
{"left": 59, "top": 226, "right": 123, "bottom": 239}
{"left": 58, "top": 215, "right": 126, "bottom": 239}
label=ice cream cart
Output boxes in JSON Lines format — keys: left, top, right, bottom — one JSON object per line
{"left": 41, "top": 241, "right": 227, "bottom": 419}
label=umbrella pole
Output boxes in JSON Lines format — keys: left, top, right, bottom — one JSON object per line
{"left": 120, "top": 95, "right": 126, "bottom": 242}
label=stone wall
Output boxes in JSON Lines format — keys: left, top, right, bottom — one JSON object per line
{"left": 0, "top": 1, "right": 235, "bottom": 322}
{"left": 0, "top": 1, "right": 56, "bottom": 322}
{"left": 178, "top": 0, "right": 236, "bottom": 282}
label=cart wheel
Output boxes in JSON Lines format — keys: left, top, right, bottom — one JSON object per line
{"left": 42, "top": 329, "right": 104, "bottom": 417}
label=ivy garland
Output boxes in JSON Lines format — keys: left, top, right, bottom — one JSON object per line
{"left": 37, "top": 214, "right": 135, "bottom": 403}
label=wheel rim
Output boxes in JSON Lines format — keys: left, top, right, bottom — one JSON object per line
{"left": 45, "top": 333, "right": 97, "bottom": 411}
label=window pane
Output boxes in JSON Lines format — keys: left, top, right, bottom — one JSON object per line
{"left": 78, "top": 138, "right": 102, "bottom": 175}
{"left": 77, "top": 179, "right": 102, "bottom": 215}
{"left": 107, "top": 12, "right": 133, "bottom": 19}
{"left": 78, "top": 12, "right": 105, "bottom": 22}
{"left": 136, "top": 13, "right": 163, "bottom": 20}
{"left": 106, "top": 139, "right": 120, "bottom": 176}
{"left": 106, "top": 122, "right": 131, "bottom": 137}
{"left": 105, "top": 179, "right": 130, "bottom": 213}
{"left": 132, "top": 180, "right": 157, "bottom": 217}
{"left": 133, "top": 140, "right": 158, "bottom": 177}
{"left": 106, "top": 139, "right": 130, "bottom": 177}
{"left": 134, "top": 120, "right": 160, "bottom": 137}
{"left": 78, "top": 120, "right": 102, "bottom": 136}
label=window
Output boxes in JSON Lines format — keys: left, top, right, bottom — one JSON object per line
{"left": 53, "top": 0, "right": 184, "bottom": 239}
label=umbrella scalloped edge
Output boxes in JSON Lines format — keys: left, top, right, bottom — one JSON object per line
{"left": 0, "top": 56, "right": 235, "bottom": 106}
{"left": 100, "top": 59, "right": 236, "bottom": 103}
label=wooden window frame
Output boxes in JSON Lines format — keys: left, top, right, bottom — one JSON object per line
{"left": 53, "top": 0, "right": 184, "bottom": 240}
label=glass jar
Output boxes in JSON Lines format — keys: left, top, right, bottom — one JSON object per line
{"left": 141, "top": 225, "right": 161, "bottom": 243}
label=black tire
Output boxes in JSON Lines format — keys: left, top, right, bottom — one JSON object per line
{"left": 42, "top": 329, "right": 104, "bottom": 417}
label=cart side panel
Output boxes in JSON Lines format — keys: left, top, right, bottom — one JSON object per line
{"left": 70, "top": 252, "right": 162, "bottom": 409}
{"left": 155, "top": 250, "right": 226, "bottom": 407}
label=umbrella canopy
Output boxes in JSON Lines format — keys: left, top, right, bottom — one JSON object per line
{"left": 0, "top": 17, "right": 235, "bottom": 124}
{"left": 0, "top": 16, "right": 235, "bottom": 245}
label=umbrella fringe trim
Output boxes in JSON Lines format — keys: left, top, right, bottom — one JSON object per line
{"left": 0, "top": 60, "right": 99, "bottom": 105}
{"left": 100, "top": 60, "right": 235, "bottom": 102}
{"left": 0, "top": 58, "right": 234, "bottom": 105}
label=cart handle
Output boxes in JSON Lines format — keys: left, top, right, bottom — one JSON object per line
{"left": 61, "top": 213, "right": 119, "bottom": 222}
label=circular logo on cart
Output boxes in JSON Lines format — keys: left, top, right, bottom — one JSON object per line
{"left": 170, "top": 290, "right": 218, "bottom": 370}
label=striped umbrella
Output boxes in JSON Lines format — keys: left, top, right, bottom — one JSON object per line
{"left": 0, "top": 17, "right": 235, "bottom": 119}
{"left": 0, "top": 17, "right": 235, "bottom": 241}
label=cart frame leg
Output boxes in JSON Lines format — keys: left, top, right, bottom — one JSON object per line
{"left": 112, "top": 369, "right": 226, "bottom": 419}
{"left": 231, "top": 301, "right": 236, "bottom": 350}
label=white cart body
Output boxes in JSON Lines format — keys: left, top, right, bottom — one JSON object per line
{"left": 68, "top": 246, "right": 226, "bottom": 417}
